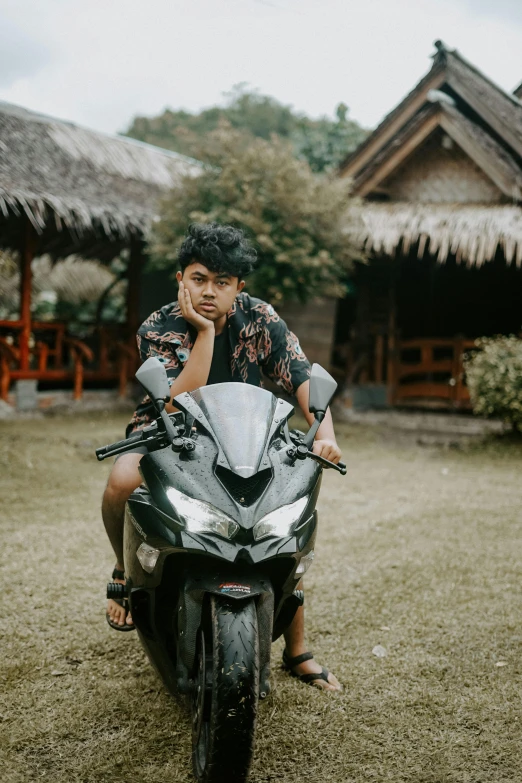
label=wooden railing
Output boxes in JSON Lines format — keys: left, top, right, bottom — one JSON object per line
{"left": 0, "top": 321, "right": 138, "bottom": 402}
{"left": 388, "top": 337, "right": 477, "bottom": 408}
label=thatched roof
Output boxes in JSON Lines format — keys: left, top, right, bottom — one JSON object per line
{"left": 340, "top": 42, "right": 522, "bottom": 268}
{"left": 0, "top": 101, "right": 201, "bottom": 240}
{"left": 347, "top": 203, "right": 522, "bottom": 266}
{"left": 340, "top": 42, "right": 522, "bottom": 180}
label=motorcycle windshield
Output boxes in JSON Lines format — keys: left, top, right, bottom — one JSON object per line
{"left": 190, "top": 383, "right": 277, "bottom": 478}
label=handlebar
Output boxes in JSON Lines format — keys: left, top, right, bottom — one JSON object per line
{"left": 287, "top": 442, "right": 346, "bottom": 475}
{"left": 96, "top": 412, "right": 188, "bottom": 461}
{"left": 95, "top": 429, "right": 147, "bottom": 461}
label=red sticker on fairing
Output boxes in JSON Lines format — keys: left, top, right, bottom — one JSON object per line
{"left": 219, "top": 582, "right": 251, "bottom": 594}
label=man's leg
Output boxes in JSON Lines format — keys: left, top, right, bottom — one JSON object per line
{"left": 102, "top": 453, "right": 143, "bottom": 627}
{"left": 283, "top": 581, "right": 342, "bottom": 692}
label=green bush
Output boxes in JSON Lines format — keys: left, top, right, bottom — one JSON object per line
{"left": 465, "top": 336, "right": 522, "bottom": 431}
{"left": 150, "top": 125, "right": 362, "bottom": 305}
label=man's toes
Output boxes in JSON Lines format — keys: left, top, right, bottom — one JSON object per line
{"left": 125, "top": 612, "right": 134, "bottom": 626}
{"left": 326, "top": 673, "right": 342, "bottom": 692}
{"left": 107, "top": 601, "right": 125, "bottom": 624}
{"left": 310, "top": 672, "right": 342, "bottom": 692}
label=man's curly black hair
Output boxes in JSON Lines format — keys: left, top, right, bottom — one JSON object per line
{"left": 178, "top": 223, "right": 257, "bottom": 279}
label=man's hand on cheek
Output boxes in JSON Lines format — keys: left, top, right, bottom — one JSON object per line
{"left": 178, "top": 281, "right": 214, "bottom": 333}
{"left": 312, "top": 438, "right": 342, "bottom": 465}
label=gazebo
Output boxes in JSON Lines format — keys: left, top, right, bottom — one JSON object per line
{"left": 338, "top": 41, "right": 522, "bottom": 409}
{"left": 0, "top": 100, "right": 200, "bottom": 404}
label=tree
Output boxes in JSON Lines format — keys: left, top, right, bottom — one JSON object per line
{"left": 124, "top": 86, "right": 368, "bottom": 172}
{"left": 150, "top": 125, "right": 362, "bottom": 304}
{"left": 291, "top": 102, "right": 369, "bottom": 173}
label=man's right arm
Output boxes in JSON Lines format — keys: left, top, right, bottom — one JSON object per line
{"left": 164, "top": 329, "right": 214, "bottom": 411}
{"left": 165, "top": 280, "right": 214, "bottom": 411}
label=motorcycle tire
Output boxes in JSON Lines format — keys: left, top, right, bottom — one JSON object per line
{"left": 192, "top": 595, "right": 259, "bottom": 783}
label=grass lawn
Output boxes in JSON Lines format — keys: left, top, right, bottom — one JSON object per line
{"left": 1, "top": 411, "right": 521, "bottom": 783}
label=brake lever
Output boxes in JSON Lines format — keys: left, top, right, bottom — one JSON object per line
{"left": 306, "top": 450, "right": 347, "bottom": 475}
{"left": 285, "top": 443, "right": 346, "bottom": 475}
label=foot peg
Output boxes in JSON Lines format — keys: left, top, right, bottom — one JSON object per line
{"left": 107, "top": 582, "right": 127, "bottom": 600}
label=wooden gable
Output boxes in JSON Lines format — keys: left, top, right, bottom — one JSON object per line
{"left": 379, "top": 128, "right": 503, "bottom": 204}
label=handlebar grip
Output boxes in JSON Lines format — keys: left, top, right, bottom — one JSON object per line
{"left": 96, "top": 431, "right": 144, "bottom": 461}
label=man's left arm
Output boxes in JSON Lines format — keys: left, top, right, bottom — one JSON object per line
{"left": 258, "top": 305, "right": 342, "bottom": 465}
{"left": 296, "top": 380, "right": 342, "bottom": 464}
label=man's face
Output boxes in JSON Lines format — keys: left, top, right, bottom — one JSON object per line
{"left": 176, "top": 262, "right": 245, "bottom": 322}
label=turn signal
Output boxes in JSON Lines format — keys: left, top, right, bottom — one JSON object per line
{"left": 136, "top": 543, "right": 161, "bottom": 573}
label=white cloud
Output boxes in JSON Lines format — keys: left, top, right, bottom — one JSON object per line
{"left": 0, "top": 0, "right": 520, "bottom": 134}
{"left": 0, "top": 13, "right": 51, "bottom": 88}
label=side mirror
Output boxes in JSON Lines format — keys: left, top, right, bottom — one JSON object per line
{"left": 308, "top": 363, "right": 337, "bottom": 418}
{"left": 135, "top": 357, "right": 170, "bottom": 402}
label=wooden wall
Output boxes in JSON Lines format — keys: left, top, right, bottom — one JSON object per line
{"left": 277, "top": 297, "right": 337, "bottom": 369}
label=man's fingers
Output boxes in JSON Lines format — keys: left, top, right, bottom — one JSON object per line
{"left": 178, "top": 281, "right": 195, "bottom": 319}
{"left": 313, "top": 441, "right": 341, "bottom": 464}
{"left": 178, "top": 281, "right": 186, "bottom": 314}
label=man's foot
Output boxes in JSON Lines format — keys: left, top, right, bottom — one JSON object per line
{"left": 282, "top": 650, "right": 342, "bottom": 692}
{"left": 106, "top": 567, "right": 134, "bottom": 631}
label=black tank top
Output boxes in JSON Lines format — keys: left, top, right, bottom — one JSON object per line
{"left": 207, "top": 326, "right": 233, "bottom": 385}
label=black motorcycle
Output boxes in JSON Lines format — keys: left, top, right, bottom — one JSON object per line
{"left": 96, "top": 358, "right": 346, "bottom": 783}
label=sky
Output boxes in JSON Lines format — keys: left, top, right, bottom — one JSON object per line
{"left": 0, "top": 0, "right": 520, "bottom": 136}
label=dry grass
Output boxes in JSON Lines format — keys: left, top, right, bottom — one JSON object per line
{"left": 1, "top": 412, "right": 522, "bottom": 783}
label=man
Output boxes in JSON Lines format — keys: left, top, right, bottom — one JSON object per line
{"left": 102, "top": 223, "right": 342, "bottom": 692}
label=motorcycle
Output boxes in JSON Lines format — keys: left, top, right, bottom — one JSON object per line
{"left": 96, "top": 357, "right": 346, "bottom": 783}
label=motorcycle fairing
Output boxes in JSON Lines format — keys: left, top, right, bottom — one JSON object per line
{"left": 138, "top": 431, "right": 321, "bottom": 532}
{"left": 124, "top": 475, "right": 320, "bottom": 590}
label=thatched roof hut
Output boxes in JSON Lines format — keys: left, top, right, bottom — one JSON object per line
{"left": 0, "top": 100, "right": 201, "bottom": 258}
{"left": 0, "top": 101, "right": 201, "bottom": 397}
{"left": 335, "top": 42, "right": 522, "bottom": 410}
{"left": 341, "top": 41, "right": 522, "bottom": 267}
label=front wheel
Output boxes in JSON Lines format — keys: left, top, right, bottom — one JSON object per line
{"left": 192, "top": 595, "right": 259, "bottom": 783}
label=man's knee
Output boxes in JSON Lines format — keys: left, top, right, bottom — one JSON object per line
{"left": 104, "top": 454, "right": 143, "bottom": 504}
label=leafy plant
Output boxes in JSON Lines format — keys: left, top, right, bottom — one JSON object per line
{"left": 150, "top": 124, "right": 362, "bottom": 304}
{"left": 465, "top": 336, "right": 522, "bottom": 431}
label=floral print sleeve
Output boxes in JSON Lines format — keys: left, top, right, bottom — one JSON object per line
{"left": 126, "top": 304, "right": 193, "bottom": 434}
{"left": 253, "top": 302, "right": 311, "bottom": 395}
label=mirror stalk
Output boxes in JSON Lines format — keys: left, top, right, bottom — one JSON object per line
{"left": 155, "top": 399, "right": 179, "bottom": 443}
{"left": 303, "top": 410, "right": 325, "bottom": 449}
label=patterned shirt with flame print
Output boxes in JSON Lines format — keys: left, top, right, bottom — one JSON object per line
{"left": 128, "top": 292, "right": 311, "bottom": 433}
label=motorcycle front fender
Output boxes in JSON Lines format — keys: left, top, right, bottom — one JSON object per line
{"left": 176, "top": 566, "right": 274, "bottom": 695}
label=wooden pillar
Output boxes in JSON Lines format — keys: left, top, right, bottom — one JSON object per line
{"left": 386, "top": 258, "right": 398, "bottom": 406}
{"left": 19, "top": 218, "right": 37, "bottom": 371}
{"left": 127, "top": 234, "right": 144, "bottom": 343}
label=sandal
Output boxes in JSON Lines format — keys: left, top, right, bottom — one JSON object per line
{"left": 282, "top": 650, "right": 333, "bottom": 688}
{"left": 106, "top": 568, "right": 135, "bottom": 632}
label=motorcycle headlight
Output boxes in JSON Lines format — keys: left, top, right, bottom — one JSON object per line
{"left": 166, "top": 486, "right": 239, "bottom": 539}
{"left": 253, "top": 496, "right": 309, "bottom": 541}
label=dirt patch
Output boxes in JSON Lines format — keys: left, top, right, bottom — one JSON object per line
{"left": 1, "top": 413, "right": 522, "bottom": 782}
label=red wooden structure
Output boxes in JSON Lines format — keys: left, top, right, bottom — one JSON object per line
{"left": 0, "top": 221, "right": 143, "bottom": 401}
{"left": 0, "top": 99, "right": 200, "bottom": 407}
{"left": 387, "top": 336, "right": 477, "bottom": 408}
